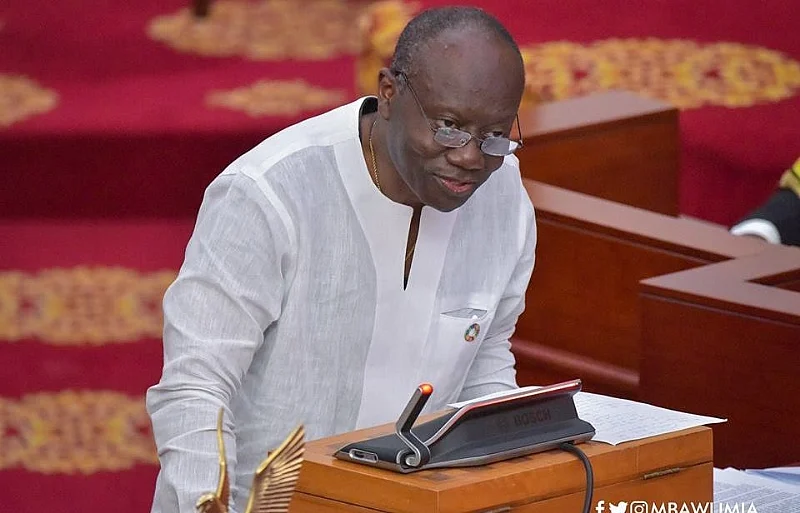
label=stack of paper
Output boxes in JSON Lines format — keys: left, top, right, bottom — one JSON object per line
{"left": 714, "top": 467, "right": 800, "bottom": 512}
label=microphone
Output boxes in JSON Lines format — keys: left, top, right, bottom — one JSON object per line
{"left": 395, "top": 383, "right": 433, "bottom": 468}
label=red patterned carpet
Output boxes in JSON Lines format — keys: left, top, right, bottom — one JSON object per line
{"left": 0, "top": 1, "right": 798, "bottom": 512}
{"left": 0, "top": 221, "right": 192, "bottom": 512}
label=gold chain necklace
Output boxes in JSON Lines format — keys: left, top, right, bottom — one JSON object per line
{"left": 368, "top": 117, "right": 381, "bottom": 193}
{"left": 368, "top": 116, "right": 415, "bottom": 263}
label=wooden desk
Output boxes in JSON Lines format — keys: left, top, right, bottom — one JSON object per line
{"left": 513, "top": 180, "right": 767, "bottom": 399}
{"left": 518, "top": 90, "right": 679, "bottom": 215}
{"left": 639, "top": 245, "right": 800, "bottom": 468}
{"left": 291, "top": 424, "right": 713, "bottom": 512}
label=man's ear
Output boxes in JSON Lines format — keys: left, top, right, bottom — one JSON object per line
{"left": 377, "top": 68, "right": 397, "bottom": 120}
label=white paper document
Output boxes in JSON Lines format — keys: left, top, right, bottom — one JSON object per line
{"left": 714, "top": 467, "right": 800, "bottom": 512}
{"left": 745, "top": 466, "right": 800, "bottom": 487}
{"left": 448, "top": 386, "right": 726, "bottom": 445}
{"left": 570, "top": 391, "right": 726, "bottom": 445}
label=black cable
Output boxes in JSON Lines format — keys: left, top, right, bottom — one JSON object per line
{"left": 560, "top": 441, "right": 594, "bottom": 513}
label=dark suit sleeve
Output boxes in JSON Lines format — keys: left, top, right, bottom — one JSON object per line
{"left": 737, "top": 188, "right": 800, "bottom": 246}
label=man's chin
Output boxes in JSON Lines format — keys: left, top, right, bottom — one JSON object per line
{"left": 426, "top": 193, "right": 472, "bottom": 212}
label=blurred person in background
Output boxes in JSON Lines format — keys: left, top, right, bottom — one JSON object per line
{"left": 730, "top": 157, "right": 800, "bottom": 246}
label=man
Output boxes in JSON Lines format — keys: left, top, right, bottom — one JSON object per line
{"left": 730, "top": 157, "right": 800, "bottom": 246}
{"left": 147, "top": 6, "right": 536, "bottom": 512}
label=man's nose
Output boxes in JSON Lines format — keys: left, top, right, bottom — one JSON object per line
{"left": 444, "top": 138, "right": 485, "bottom": 172}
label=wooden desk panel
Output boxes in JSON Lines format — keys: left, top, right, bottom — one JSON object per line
{"left": 518, "top": 91, "right": 679, "bottom": 215}
{"left": 639, "top": 246, "right": 800, "bottom": 468}
{"left": 513, "top": 464, "right": 712, "bottom": 513}
{"left": 513, "top": 180, "right": 766, "bottom": 398}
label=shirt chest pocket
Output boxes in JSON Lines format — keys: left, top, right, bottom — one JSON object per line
{"left": 419, "top": 307, "right": 496, "bottom": 409}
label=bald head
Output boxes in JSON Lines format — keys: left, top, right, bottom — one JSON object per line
{"left": 390, "top": 6, "right": 524, "bottom": 82}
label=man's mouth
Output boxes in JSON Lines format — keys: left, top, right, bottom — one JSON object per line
{"left": 436, "top": 175, "right": 476, "bottom": 195}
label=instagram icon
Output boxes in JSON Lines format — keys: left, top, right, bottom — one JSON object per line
{"left": 630, "top": 501, "right": 648, "bottom": 513}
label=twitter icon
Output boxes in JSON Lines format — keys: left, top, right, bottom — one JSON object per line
{"left": 610, "top": 502, "right": 628, "bottom": 513}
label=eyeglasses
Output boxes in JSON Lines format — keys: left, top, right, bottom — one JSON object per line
{"left": 396, "top": 71, "right": 524, "bottom": 157}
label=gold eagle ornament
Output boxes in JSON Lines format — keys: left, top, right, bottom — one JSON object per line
{"left": 196, "top": 409, "right": 230, "bottom": 513}
{"left": 195, "top": 409, "right": 306, "bottom": 513}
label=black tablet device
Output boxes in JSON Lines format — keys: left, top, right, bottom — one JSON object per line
{"left": 335, "top": 379, "right": 595, "bottom": 473}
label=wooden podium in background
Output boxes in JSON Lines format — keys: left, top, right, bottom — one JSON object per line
{"left": 289, "top": 421, "right": 713, "bottom": 512}
{"left": 518, "top": 90, "right": 680, "bottom": 216}
{"left": 640, "top": 245, "right": 800, "bottom": 468}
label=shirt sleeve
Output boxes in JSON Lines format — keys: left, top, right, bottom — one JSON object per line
{"left": 730, "top": 218, "right": 781, "bottom": 244}
{"left": 458, "top": 186, "right": 537, "bottom": 402}
{"left": 146, "top": 171, "right": 291, "bottom": 513}
{"left": 730, "top": 187, "right": 800, "bottom": 246}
